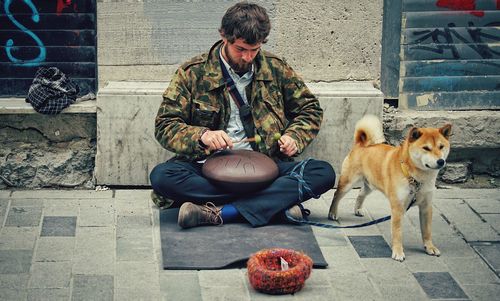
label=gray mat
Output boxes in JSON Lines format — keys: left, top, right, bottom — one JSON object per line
{"left": 160, "top": 208, "right": 328, "bottom": 270}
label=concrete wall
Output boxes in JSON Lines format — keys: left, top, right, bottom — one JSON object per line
{"left": 273, "top": 1, "right": 382, "bottom": 82}
{"left": 97, "top": 0, "right": 383, "bottom": 86}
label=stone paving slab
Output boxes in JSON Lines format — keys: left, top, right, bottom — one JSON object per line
{"left": 116, "top": 234, "right": 155, "bottom": 262}
{"left": 434, "top": 235, "right": 479, "bottom": 258}
{"left": 434, "top": 199, "right": 500, "bottom": 242}
{"left": 115, "top": 262, "right": 160, "bottom": 300}
{"left": 114, "top": 287, "right": 161, "bottom": 301}
{"left": 115, "top": 198, "right": 151, "bottom": 216}
{"left": 456, "top": 223, "right": 500, "bottom": 243}
{"left": 444, "top": 256, "right": 499, "bottom": 285}
{"left": 72, "top": 275, "right": 114, "bottom": 301}
{"left": 0, "top": 199, "right": 8, "bottom": 225}
{"left": 0, "top": 227, "right": 38, "bottom": 250}
{"left": 0, "top": 289, "right": 27, "bottom": 301}
{"left": 73, "top": 227, "right": 115, "bottom": 275}
{"left": 78, "top": 198, "right": 115, "bottom": 208}
{"left": 463, "top": 284, "right": 500, "bottom": 301}
{"left": 29, "top": 262, "right": 72, "bottom": 288}
{"left": 362, "top": 259, "right": 419, "bottom": 286}
{"left": 0, "top": 249, "right": 32, "bottom": 274}
{"left": 0, "top": 188, "right": 498, "bottom": 301}
{"left": 11, "top": 199, "right": 43, "bottom": 207}
{"left": 114, "top": 189, "right": 152, "bottom": 200}
{"left": 321, "top": 246, "right": 367, "bottom": 274}
{"left": 5, "top": 206, "right": 42, "bottom": 227}
{"left": 377, "top": 284, "right": 429, "bottom": 301}
{"left": 10, "top": 190, "right": 113, "bottom": 199}
{"left": 44, "top": 206, "right": 79, "bottom": 217}
{"left": 40, "top": 216, "right": 77, "bottom": 237}
{"left": 34, "top": 237, "right": 75, "bottom": 262}
{"left": 42, "top": 198, "right": 81, "bottom": 208}
{"left": 79, "top": 206, "right": 115, "bottom": 227}
{"left": 435, "top": 189, "right": 500, "bottom": 200}
{"left": 0, "top": 273, "right": 29, "bottom": 289}
{"left": 403, "top": 253, "right": 449, "bottom": 273}
{"left": 482, "top": 214, "right": 500, "bottom": 233}
{"left": 0, "top": 190, "right": 11, "bottom": 198}
{"left": 27, "top": 288, "right": 69, "bottom": 301}
{"left": 414, "top": 272, "right": 468, "bottom": 300}
{"left": 349, "top": 236, "right": 393, "bottom": 258}
{"left": 465, "top": 198, "right": 500, "bottom": 214}
{"left": 326, "top": 272, "right": 380, "bottom": 300}
{"left": 159, "top": 271, "right": 202, "bottom": 301}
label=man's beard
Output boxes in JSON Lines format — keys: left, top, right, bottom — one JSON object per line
{"left": 232, "top": 62, "right": 251, "bottom": 73}
{"left": 224, "top": 46, "right": 251, "bottom": 73}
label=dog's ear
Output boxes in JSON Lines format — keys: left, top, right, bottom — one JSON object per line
{"left": 408, "top": 127, "right": 421, "bottom": 142}
{"left": 440, "top": 124, "right": 452, "bottom": 140}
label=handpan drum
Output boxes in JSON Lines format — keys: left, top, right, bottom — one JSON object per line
{"left": 202, "top": 149, "right": 279, "bottom": 194}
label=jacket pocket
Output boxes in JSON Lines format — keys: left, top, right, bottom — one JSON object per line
{"left": 192, "top": 99, "right": 220, "bottom": 129}
{"left": 261, "top": 89, "right": 286, "bottom": 129}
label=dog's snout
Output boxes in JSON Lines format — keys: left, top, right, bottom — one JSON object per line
{"left": 437, "top": 159, "right": 445, "bottom": 167}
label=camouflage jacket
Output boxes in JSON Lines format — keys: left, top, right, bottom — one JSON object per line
{"left": 155, "top": 40, "right": 323, "bottom": 162}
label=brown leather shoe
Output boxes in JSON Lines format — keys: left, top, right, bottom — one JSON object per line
{"left": 178, "top": 202, "right": 223, "bottom": 229}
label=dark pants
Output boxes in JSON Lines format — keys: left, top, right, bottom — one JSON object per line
{"left": 150, "top": 159, "right": 335, "bottom": 227}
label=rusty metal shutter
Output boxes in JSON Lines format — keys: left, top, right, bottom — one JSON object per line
{"left": 0, "top": 0, "right": 97, "bottom": 97}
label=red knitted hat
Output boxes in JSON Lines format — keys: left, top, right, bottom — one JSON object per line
{"left": 247, "top": 248, "right": 313, "bottom": 295}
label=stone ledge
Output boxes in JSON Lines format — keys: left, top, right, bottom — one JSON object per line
{"left": 99, "top": 80, "right": 384, "bottom": 97}
{"left": 308, "top": 82, "right": 384, "bottom": 98}
{"left": 99, "top": 81, "right": 166, "bottom": 95}
{"left": 0, "top": 98, "right": 97, "bottom": 114}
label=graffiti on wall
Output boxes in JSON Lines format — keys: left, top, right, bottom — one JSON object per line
{"left": 436, "top": 0, "right": 486, "bottom": 17}
{"left": 0, "top": 0, "right": 96, "bottom": 96}
{"left": 409, "top": 0, "right": 500, "bottom": 59}
{"left": 410, "top": 23, "right": 500, "bottom": 59}
{"left": 4, "top": 0, "right": 46, "bottom": 66}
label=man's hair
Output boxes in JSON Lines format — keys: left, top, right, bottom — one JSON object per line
{"left": 219, "top": 2, "right": 270, "bottom": 44}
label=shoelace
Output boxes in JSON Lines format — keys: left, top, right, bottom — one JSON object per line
{"left": 298, "top": 204, "right": 311, "bottom": 218}
{"left": 203, "top": 202, "right": 224, "bottom": 226}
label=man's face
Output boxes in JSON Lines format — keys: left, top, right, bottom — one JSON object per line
{"left": 222, "top": 38, "right": 262, "bottom": 73}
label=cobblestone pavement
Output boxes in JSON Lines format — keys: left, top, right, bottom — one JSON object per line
{"left": 0, "top": 188, "right": 499, "bottom": 300}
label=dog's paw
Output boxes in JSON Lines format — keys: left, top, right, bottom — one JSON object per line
{"left": 354, "top": 209, "right": 364, "bottom": 217}
{"left": 391, "top": 250, "right": 406, "bottom": 262}
{"left": 328, "top": 212, "right": 338, "bottom": 221}
{"left": 424, "top": 244, "right": 441, "bottom": 257}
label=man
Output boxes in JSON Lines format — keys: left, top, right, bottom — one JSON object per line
{"left": 150, "top": 2, "right": 335, "bottom": 228}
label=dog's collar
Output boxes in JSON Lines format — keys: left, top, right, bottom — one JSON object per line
{"left": 400, "top": 161, "right": 421, "bottom": 210}
{"left": 400, "top": 161, "right": 421, "bottom": 191}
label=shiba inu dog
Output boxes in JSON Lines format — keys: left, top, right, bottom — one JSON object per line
{"left": 328, "top": 115, "right": 452, "bottom": 261}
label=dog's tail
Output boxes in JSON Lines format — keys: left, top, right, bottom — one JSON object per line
{"left": 354, "top": 114, "right": 385, "bottom": 147}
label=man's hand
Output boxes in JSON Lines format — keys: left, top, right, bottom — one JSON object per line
{"left": 278, "top": 134, "right": 298, "bottom": 157}
{"left": 200, "top": 130, "right": 233, "bottom": 151}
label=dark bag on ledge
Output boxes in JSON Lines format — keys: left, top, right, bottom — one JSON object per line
{"left": 26, "top": 67, "right": 80, "bottom": 115}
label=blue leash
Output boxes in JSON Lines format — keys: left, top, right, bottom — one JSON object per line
{"left": 286, "top": 159, "right": 416, "bottom": 229}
